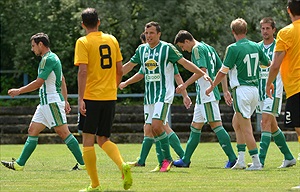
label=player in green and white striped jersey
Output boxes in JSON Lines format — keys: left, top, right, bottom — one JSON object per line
{"left": 2, "top": 33, "right": 84, "bottom": 172}
{"left": 120, "top": 63, "right": 191, "bottom": 171}
{"left": 206, "top": 18, "right": 270, "bottom": 171}
{"left": 173, "top": 30, "right": 237, "bottom": 168}
{"left": 123, "top": 21, "right": 211, "bottom": 172}
{"left": 256, "top": 17, "right": 295, "bottom": 168}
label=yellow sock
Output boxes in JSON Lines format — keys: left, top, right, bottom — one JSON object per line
{"left": 102, "top": 140, "right": 124, "bottom": 171}
{"left": 83, "top": 146, "right": 100, "bottom": 188}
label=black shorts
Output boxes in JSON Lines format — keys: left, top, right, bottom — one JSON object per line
{"left": 284, "top": 92, "right": 300, "bottom": 128}
{"left": 78, "top": 112, "right": 85, "bottom": 131}
{"left": 82, "top": 100, "right": 116, "bottom": 137}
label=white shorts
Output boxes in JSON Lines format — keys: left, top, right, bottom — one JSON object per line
{"left": 144, "top": 102, "right": 170, "bottom": 124}
{"left": 232, "top": 86, "right": 259, "bottom": 119}
{"left": 256, "top": 97, "right": 282, "bottom": 117}
{"left": 32, "top": 101, "right": 67, "bottom": 129}
{"left": 192, "top": 101, "right": 221, "bottom": 123}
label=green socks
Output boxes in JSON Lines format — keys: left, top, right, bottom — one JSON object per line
{"left": 155, "top": 139, "right": 164, "bottom": 166}
{"left": 155, "top": 132, "right": 172, "bottom": 161}
{"left": 259, "top": 131, "right": 272, "bottom": 165}
{"left": 168, "top": 132, "right": 184, "bottom": 158}
{"left": 64, "top": 134, "right": 84, "bottom": 165}
{"left": 16, "top": 136, "right": 38, "bottom": 166}
{"left": 182, "top": 126, "right": 201, "bottom": 164}
{"left": 138, "top": 136, "right": 154, "bottom": 165}
{"left": 272, "top": 128, "right": 294, "bottom": 160}
{"left": 213, "top": 126, "right": 237, "bottom": 162}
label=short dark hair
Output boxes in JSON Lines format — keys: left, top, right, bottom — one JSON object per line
{"left": 30, "top": 33, "right": 50, "bottom": 47}
{"left": 81, "top": 8, "right": 99, "bottom": 28}
{"left": 260, "top": 17, "right": 276, "bottom": 29}
{"left": 145, "top": 21, "right": 161, "bottom": 33}
{"left": 174, "top": 30, "right": 194, "bottom": 44}
{"left": 140, "top": 32, "right": 146, "bottom": 43}
{"left": 288, "top": 0, "right": 300, "bottom": 16}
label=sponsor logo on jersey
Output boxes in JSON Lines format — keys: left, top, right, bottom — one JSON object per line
{"left": 145, "top": 74, "right": 161, "bottom": 82}
{"left": 145, "top": 59, "right": 158, "bottom": 71}
{"left": 259, "top": 71, "right": 269, "bottom": 79}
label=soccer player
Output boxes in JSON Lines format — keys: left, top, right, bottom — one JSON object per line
{"left": 265, "top": 0, "right": 300, "bottom": 189}
{"left": 122, "top": 21, "right": 211, "bottom": 172}
{"left": 1, "top": 33, "right": 85, "bottom": 171}
{"left": 120, "top": 64, "right": 191, "bottom": 172}
{"left": 256, "top": 17, "right": 295, "bottom": 168}
{"left": 74, "top": 8, "right": 132, "bottom": 191}
{"left": 120, "top": 32, "right": 190, "bottom": 172}
{"left": 206, "top": 18, "right": 270, "bottom": 171}
{"left": 173, "top": 30, "right": 237, "bottom": 168}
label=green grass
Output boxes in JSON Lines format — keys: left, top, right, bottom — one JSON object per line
{"left": 0, "top": 142, "right": 299, "bottom": 192}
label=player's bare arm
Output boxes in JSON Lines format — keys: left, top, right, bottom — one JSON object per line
{"left": 174, "top": 74, "right": 192, "bottom": 109}
{"left": 175, "top": 68, "right": 205, "bottom": 94}
{"left": 220, "top": 75, "right": 232, "bottom": 106}
{"left": 116, "top": 61, "right": 123, "bottom": 86}
{"left": 8, "top": 78, "right": 44, "bottom": 98}
{"left": 119, "top": 73, "right": 144, "bottom": 90}
{"left": 77, "top": 64, "right": 87, "bottom": 116}
{"left": 61, "top": 75, "right": 71, "bottom": 114}
{"left": 206, "top": 67, "right": 228, "bottom": 96}
{"left": 177, "top": 58, "right": 212, "bottom": 86}
{"left": 122, "top": 61, "right": 137, "bottom": 76}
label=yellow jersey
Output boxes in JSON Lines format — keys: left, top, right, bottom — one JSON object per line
{"left": 275, "top": 19, "right": 300, "bottom": 99}
{"left": 74, "top": 31, "right": 123, "bottom": 100}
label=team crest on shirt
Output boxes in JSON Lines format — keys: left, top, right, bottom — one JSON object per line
{"left": 145, "top": 59, "right": 158, "bottom": 71}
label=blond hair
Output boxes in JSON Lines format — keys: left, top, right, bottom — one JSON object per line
{"left": 230, "top": 18, "right": 247, "bottom": 35}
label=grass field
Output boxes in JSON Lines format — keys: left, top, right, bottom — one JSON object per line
{"left": 0, "top": 142, "right": 299, "bottom": 192}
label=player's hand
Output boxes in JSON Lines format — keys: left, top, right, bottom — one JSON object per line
{"left": 266, "top": 83, "right": 274, "bottom": 99}
{"left": 183, "top": 96, "right": 192, "bottom": 109}
{"left": 119, "top": 82, "right": 127, "bottom": 90}
{"left": 203, "top": 74, "right": 213, "bottom": 86}
{"left": 223, "top": 91, "right": 232, "bottom": 106}
{"left": 79, "top": 99, "right": 86, "bottom": 116}
{"left": 8, "top": 88, "right": 21, "bottom": 98}
{"left": 176, "top": 83, "right": 186, "bottom": 94}
{"left": 205, "top": 85, "right": 214, "bottom": 96}
{"left": 65, "top": 101, "right": 71, "bottom": 114}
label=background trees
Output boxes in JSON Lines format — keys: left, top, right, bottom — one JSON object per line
{"left": 0, "top": 0, "right": 289, "bottom": 97}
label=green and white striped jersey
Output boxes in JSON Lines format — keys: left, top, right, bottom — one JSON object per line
{"left": 258, "top": 39, "right": 283, "bottom": 101}
{"left": 130, "top": 41, "right": 183, "bottom": 105}
{"left": 192, "top": 41, "right": 221, "bottom": 104}
{"left": 37, "top": 51, "right": 64, "bottom": 105}
{"left": 223, "top": 38, "right": 270, "bottom": 89}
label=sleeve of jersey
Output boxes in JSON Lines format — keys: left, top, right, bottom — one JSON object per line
{"left": 215, "top": 51, "right": 223, "bottom": 71}
{"left": 130, "top": 46, "right": 141, "bottom": 65}
{"left": 173, "top": 63, "right": 179, "bottom": 75}
{"left": 168, "top": 43, "right": 183, "bottom": 63}
{"left": 38, "top": 57, "right": 53, "bottom": 80}
{"left": 111, "top": 35, "right": 123, "bottom": 62}
{"left": 259, "top": 48, "right": 270, "bottom": 67}
{"left": 222, "top": 46, "right": 234, "bottom": 70}
{"left": 138, "top": 66, "right": 145, "bottom": 74}
{"left": 192, "top": 46, "right": 206, "bottom": 68}
{"left": 275, "top": 28, "right": 291, "bottom": 52}
{"left": 74, "top": 39, "right": 88, "bottom": 66}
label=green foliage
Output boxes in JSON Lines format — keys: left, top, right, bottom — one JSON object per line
{"left": 0, "top": 0, "right": 289, "bottom": 98}
{"left": 0, "top": 142, "right": 299, "bottom": 191}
